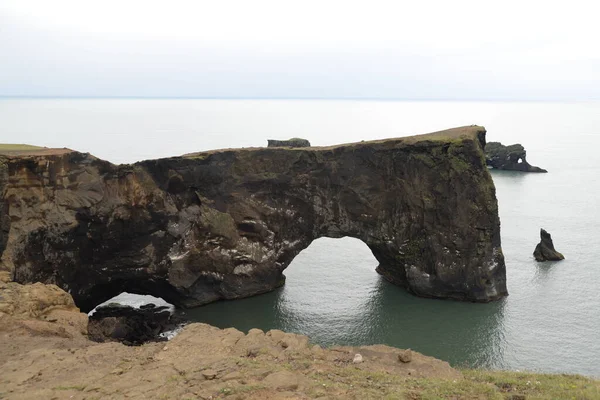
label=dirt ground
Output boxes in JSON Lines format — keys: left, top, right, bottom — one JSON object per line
{"left": 0, "top": 315, "right": 461, "bottom": 400}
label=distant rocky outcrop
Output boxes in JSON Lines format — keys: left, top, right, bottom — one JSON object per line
{"left": 485, "top": 142, "right": 547, "bottom": 172}
{"left": 0, "top": 126, "right": 506, "bottom": 310}
{"left": 267, "top": 138, "right": 311, "bottom": 147}
{"left": 534, "top": 229, "right": 565, "bottom": 261}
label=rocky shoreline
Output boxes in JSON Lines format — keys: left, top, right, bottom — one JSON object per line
{"left": 2, "top": 281, "right": 599, "bottom": 399}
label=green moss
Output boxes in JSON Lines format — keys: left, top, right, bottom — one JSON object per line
{"left": 411, "top": 153, "right": 436, "bottom": 168}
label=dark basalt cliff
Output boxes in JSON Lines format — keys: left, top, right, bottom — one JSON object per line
{"left": 0, "top": 126, "right": 507, "bottom": 311}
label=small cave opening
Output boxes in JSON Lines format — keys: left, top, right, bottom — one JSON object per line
{"left": 76, "top": 278, "right": 182, "bottom": 314}
{"left": 517, "top": 158, "right": 523, "bottom": 164}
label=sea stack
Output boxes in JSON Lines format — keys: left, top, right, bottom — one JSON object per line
{"left": 534, "top": 229, "right": 565, "bottom": 261}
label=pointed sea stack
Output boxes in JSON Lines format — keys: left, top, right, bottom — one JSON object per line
{"left": 534, "top": 229, "right": 565, "bottom": 261}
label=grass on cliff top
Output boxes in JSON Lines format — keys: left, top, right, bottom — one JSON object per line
{"left": 0, "top": 144, "right": 44, "bottom": 151}
{"left": 305, "top": 366, "right": 600, "bottom": 399}
{"left": 455, "top": 369, "right": 599, "bottom": 400}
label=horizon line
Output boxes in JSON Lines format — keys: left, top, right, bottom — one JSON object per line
{"left": 1, "top": 95, "right": 598, "bottom": 103}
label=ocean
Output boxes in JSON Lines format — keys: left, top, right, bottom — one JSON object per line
{"left": 1, "top": 98, "right": 599, "bottom": 376}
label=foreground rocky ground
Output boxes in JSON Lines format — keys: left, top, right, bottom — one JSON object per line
{"left": 1, "top": 281, "right": 599, "bottom": 399}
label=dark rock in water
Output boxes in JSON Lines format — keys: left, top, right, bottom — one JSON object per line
{"left": 485, "top": 142, "right": 547, "bottom": 172}
{"left": 1, "top": 126, "right": 507, "bottom": 308}
{"left": 267, "top": 138, "right": 311, "bottom": 148}
{"left": 533, "top": 229, "right": 564, "bottom": 261}
{"left": 87, "top": 293, "right": 181, "bottom": 345}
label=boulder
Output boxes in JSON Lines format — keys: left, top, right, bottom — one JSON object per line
{"left": 0, "top": 281, "right": 87, "bottom": 337}
{"left": 533, "top": 229, "right": 564, "bottom": 261}
{"left": 0, "top": 281, "right": 79, "bottom": 318}
{"left": 263, "top": 370, "right": 302, "bottom": 391}
{"left": 485, "top": 142, "right": 547, "bottom": 172}
{"left": 87, "top": 293, "right": 180, "bottom": 345}
{"left": 398, "top": 349, "right": 413, "bottom": 363}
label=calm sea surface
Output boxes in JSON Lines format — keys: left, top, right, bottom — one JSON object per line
{"left": 1, "top": 99, "right": 599, "bottom": 376}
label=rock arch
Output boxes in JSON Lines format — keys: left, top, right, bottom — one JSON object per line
{"left": 1, "top": 126, "right": 507, "bottom": 310}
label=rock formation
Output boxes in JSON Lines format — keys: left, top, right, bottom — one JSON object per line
{"left": 88, "top": 302, "right": 176, "bottom": 345}
{"left": 0, "top": 126, "right": 507, "bottom": 311}
{"left": 485, "top": 142, "right": 547, "bottom": 172}
{"left": 0, "top": 280, "right": 88, "bottom": 338}
{"left": 533, "top": 229, "right": 565, "bottom": 261}
{"left": 267, "top": 138, "right": 311, "bottom": 147}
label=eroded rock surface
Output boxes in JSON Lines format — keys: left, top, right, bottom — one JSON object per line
{"left": 0, "top": 126, "right": 507, "bottom": 310}
{"left": 534, "top": 229, "right": 565, "bottom": 261}
{"left": 0, "top": 281, "right": 88, "bottom": 338}
{"left": 485, "top": 142, "right": 547, "bottom": 172}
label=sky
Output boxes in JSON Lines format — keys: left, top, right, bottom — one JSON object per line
{"left": 0, "top": 0, "right": 599, "bottom": 100}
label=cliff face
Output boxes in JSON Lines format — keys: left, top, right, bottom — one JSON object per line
{"left": 0, "top": 126, "right": 507, "bottom": 310}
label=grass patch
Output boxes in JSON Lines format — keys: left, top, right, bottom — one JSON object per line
{"left": 301, "top": 364, "right": 600, "bottom": 399}
{"left": 462, "top": 369, "right": 600, "bottom": 400}
{"left": 0, "top": 144, "right": 44, "bottom": 151}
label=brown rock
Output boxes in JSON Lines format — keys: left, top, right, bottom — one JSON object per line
{"left": 262, "top": 371, "right": 300, "bottom": 391}
{"left": 398, "top": 349, "right": 413, "bottom": 363}
{"left": 221, "top": 371, "right": 242, "bottom": 381}
{"left": 0, "top": 282, "right": 87, "bottom": 338}
{"left": 201, "top": 369, "right": 218, "bottom": 380}
{"left": 0, "top": 281, "right": 79, "bottom": 318}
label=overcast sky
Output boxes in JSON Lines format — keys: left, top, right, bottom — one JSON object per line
{"left": 1, "top": 0, "right": 599, "bottom": 100}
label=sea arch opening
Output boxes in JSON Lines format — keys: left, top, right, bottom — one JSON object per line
{"left": 277, "top": 236, "right": 386, "bottom": 344}
{"left": 183, "top": 236, "right": 388, "bottom": 345}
